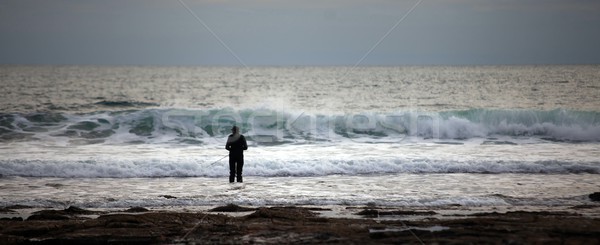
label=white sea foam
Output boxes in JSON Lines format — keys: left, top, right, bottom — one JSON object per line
{"left": 1, "top": 153, "right": 598, "bottom": 178}
{"left": 1, "top": 174, "right": 598, "bottom": 209}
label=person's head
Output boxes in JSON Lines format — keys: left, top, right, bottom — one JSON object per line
{"left": 231, "top": 126, "right": 239, "bottom": 134}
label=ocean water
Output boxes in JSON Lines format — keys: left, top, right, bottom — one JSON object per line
{"left": 0, "top": 65, "right": 599, "bottom": 210}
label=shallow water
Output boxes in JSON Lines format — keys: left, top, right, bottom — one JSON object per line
{"left": 1, "top": 173, "right": 598, "bottom": 209}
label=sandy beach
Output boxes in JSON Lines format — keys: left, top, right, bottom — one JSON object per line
{"left": 2, "top": 202, "right": 600, "bottom": 244}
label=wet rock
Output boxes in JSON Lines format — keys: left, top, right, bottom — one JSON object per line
{"left": 1, "top": 217, "right": 23, "bottom": 221}
{"left": 570, "top": 204, "right": 600, "bottom": 210}
{"left": 27, "top": 213, "right": 70, "bottom": 221}
{"left": 27, "top": 206, "right": 99, "bottom": 220}
{"left": 100, "top": 215, "right": 149, "bottom": 228}
{"left": 356, "top": 209, "right": 437, "bottom": 217}
{"left": 159, "top": 195, "right": 177, "bottom": 199}
{"left": 3, "top": 208, "right": 600, "bottom": 244}
{"left": 123, "top": 207, "right": 149, "bottom": 212}
{"left": 63, "top": 206, "right": 97, "bottom": 214}
{"left": 590, "top": 192, "right": 600, "bottom": 202}
{"left": 210, "top": 204, "right": 256, "bottom": 212}
{"left": 246, "top": 207, "right": 316, "bottom": 220}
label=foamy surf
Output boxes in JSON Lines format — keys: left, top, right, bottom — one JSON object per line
{"left": 1, "top": 142, "right": 598, "bottom": 178}
{"left": 0, "top": 174, "right": 597, "bottom": 208}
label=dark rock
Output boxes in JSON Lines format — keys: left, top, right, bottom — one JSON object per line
{"left": 590, "top": 192, "right": 600, "bottom": 202}
{"left": 1, "top": 217, "right": 23, "bottom": 221}
{"left": 210, "top": 204, "right": 256, "bottom": 212}
{"left": 63, "top": 206, "right": 96, "bottom": 214}
{"left": 27, "top": 213, "right": 70, "bottom": 220}
{"left": 356, "top": 209, "right": 379, "bottom": 216}
{"left": 246, "top": 207, "right": 316, "bottom": 220}
{"left": 27, "top": 206, "right": 99, "bottom": 220}
{"left": 570, "top": 205, "right": 600, "bottom": 210}
{"left": 123, "top": 207, "right": 149, "bottom": 212}
{"left": 159, "top": 195, "right": 177, "bottom": 199}
{"left": 356, "top": 209, "right": 437, "bottom": 217}
{"left": 1, "top": 209, "right": 600, "bottom": 244}
{"left": 305, "top": 207, "right": 333, "bottom": 211}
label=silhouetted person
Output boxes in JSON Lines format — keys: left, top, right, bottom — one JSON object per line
{"left": 225, "top": 126, "right": 247, "bottom": 183}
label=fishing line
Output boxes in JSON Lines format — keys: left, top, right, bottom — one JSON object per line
{"left": 180, "top": 212, "right": 210, "bottom": 241}
{"left": 400, "top": 219, "right": 426, "bottom": 245}
{"left": 208, "top": 154, "right": 229, "bottom": 166}
{"left": 377, "top": 210, "right": 425, "bottom": 245}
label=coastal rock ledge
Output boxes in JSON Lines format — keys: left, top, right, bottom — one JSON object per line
{"left": 1, "top": 206, "right": 600, "bottom": 244}
{"left": 590, "top": 192, "right": 600, "bottom": 202}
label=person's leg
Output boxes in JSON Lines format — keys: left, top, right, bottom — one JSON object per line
{"left": 236, "top": 155, "right": 244, "bottom": 182}
{"left": 229, "top": 157, "right": 235, "bottom": 183}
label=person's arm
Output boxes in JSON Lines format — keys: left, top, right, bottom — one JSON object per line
{"left": 241, "top": 135, "right": 248, "bottom": 150}
{"left": 225, "top": 141, "right": 231, "bottom": 151}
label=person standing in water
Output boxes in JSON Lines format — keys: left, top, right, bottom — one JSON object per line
{"left": 225, "top": 126, "right": 247, "bottom": 183}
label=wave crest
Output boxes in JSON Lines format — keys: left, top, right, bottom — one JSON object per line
{"left": 0, "top": 108, "right": 599, "bottom": 144}
{"left": 1, "top": 158, "right": 598, "bottom": 178}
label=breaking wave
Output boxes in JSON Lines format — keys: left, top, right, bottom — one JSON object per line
{"left": 1, "top": 158, "right": 598, "bottom": 178}
{"left": 1, "top": 108, "right": 599, "bottom": 144}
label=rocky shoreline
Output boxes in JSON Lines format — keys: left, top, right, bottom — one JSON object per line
{"left": 1, "top": 204, "right": 600, "bottom": 244}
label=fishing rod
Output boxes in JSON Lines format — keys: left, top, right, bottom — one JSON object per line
{"left": 208, "top": 154, "right": 228, "bottom": 166}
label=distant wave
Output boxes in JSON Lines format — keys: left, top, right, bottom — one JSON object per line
{"left": 94, "top": 100, "right": 160, "bottom": 107}
{"left": 0, "top": 108, "right": 599, "bottom": 144}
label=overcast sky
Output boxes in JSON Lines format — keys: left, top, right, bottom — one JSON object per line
{"left": 1, "top": 0, "right": 599, "bottom": 66}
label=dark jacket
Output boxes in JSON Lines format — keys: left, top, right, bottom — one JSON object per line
{"left": 226, "top": 135, "right": 247, "bottom": 156}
